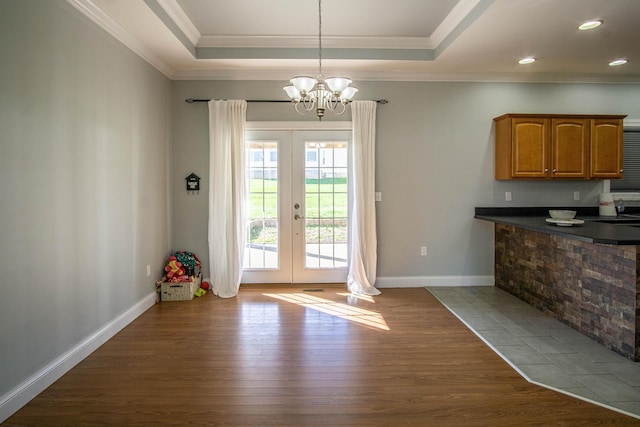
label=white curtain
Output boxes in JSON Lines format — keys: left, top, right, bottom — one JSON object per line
{"left": 208, "top": 100, "right": 247, "bottom": 298}
{"left": 348, "top": 100, "right": 381, "bottom": 295}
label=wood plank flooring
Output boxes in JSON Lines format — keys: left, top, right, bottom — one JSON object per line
{"left": 6, "top": 286, "right": 639, "bottom": 426}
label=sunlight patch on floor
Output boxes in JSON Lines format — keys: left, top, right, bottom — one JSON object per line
{"left": 337, "top": 292, "right": 376, "bottom": 303}
{"left": 263, "top": 292, "right": 389, "bottom": 331}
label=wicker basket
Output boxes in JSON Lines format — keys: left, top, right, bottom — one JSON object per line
{"left": 160, "top": 274, "right": 202, "bottom": 301}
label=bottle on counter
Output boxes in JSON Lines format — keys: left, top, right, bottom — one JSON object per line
{"left": 599, "top": 192, "right": 617, "bottom": 216}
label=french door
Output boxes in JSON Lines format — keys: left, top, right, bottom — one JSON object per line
{"left": 242, "top": 129, "right": 351, "bottom": 284}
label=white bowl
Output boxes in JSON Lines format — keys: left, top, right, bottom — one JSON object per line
{"left": 549, "top": 210, "right": 577, "bottom": 219}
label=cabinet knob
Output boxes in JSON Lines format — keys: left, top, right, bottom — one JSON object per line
{"left": 552, "top": 169, "right": 557, "bottom": 173}
{"left": 620, "top": 169, "right": 624, "bottom": 173}
{"left": 544, "top": 168, "right": 549, "bottom": 172}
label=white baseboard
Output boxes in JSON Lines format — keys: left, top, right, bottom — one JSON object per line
{"left": 0, "top": 291, "right": 157, "bottom": 424}
{"left": 376, "top": 275, "right": 494, "bottom": 288}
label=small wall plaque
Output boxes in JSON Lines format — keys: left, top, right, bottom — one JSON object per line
{"left": 185, "top": 173, "right": 200, "bottom": 194}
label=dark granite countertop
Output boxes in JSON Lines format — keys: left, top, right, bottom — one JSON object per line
{"left": 475, "top": 207, "right": 640, "bottom": 245}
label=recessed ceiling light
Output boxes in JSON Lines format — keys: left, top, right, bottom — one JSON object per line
{"left": 609, "top": 58, "right": 628, "bottom": 67}
{"left": 518, "top": 57, "right": 536, "bottom": 65}
{"left": 578, "top": 20, "right": 603, "bottom": 31}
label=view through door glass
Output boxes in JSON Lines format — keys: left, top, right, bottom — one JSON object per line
{"left": 243, "top": 129, "right": 350, "bottom": 284}
{"left": 242, "top": 130, "right": 292, "bottom": 284}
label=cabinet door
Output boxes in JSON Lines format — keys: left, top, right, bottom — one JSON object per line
{"left": 551, "top": 118, "right": 589, "bottom": 179}
{"left": 511, "top": 117, "right": 549, "bottom": 178}
{"left": 590, "top": 119, "right": 623, "bottom": 179}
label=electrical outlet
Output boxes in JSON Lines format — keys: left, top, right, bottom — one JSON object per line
{"left": 505, "top": 191, "right": 512, "bottom": 201}
{"left": 574, "top": 191, "right": 580, "bottom": 201}
{"left": 146, "top": 264, "right": 151, "bottom": 277}
{"left": 421, "top": 246, "right": 427, "bottom": 256}
{"left": 375, "top": 192, "right": 382, "bottom": 202}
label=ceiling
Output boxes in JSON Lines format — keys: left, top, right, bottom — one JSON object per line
{"left": 72, "top": 0, "right": 640, "bottom": 83}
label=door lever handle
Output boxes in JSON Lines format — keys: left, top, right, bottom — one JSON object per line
{"left": 294, "top": 214, "right": 305, "bottom": 220}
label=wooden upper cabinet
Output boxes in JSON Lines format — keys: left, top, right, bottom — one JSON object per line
{"left": 590, "top": 118, "right": 624, "bottom": 179}
{"left": 494, "top": 114, "right": 626, "bottom": 180}
{"left": 551, "top": 118, "right": 589, "bottom": 179}
{"left": 510, "top": 117, "right": 549, "bottom": 178}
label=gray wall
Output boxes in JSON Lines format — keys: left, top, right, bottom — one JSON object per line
{"left": 0, "top": 1, "right": 171, "bottom": 400}
{"left": 172, "top": 80, "right": 640, "bottom": 279}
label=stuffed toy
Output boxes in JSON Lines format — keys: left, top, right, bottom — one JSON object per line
{"left": 164, "top": 256, "right": 185, "bottom": 280}
{"left": 174, "top": 251, "right": 201, "bottom": 276}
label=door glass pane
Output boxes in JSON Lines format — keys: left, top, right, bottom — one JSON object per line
{"left": 304, "top": 141, "right": 348, "bottom": 269}
{"left": 245, "top": 142, "right": 278, "bottom": 269}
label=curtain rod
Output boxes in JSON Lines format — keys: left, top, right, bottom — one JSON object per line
{"left": 185, "top": 98, "right": 388, "bottom": 104}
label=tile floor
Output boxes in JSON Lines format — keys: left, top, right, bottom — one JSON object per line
{"left": 427, "top": 286, "right": 640, "bottom": 420}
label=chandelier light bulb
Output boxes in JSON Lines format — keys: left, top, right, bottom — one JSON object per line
{"left": 325, "top": 77, "right": 352, "bottom": 94}
{"left": 283, "top": 85, "right": 301, "bottom": 102}
{"left": 290, "top": 77, "right": 317, "bottom": 96}
{"left": 339, "top": 86, "right": 358, "bottom": 101}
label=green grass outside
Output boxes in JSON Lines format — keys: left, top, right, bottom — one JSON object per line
{"left": 248, "top": 178, "right": 347, "bottom": 219}
{"left": 248, "top": 178, "right": 348, "bottom": 244}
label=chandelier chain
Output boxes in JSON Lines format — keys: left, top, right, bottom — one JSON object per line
{"left": 318, "top": 0, "right": 322, "bottom": 77}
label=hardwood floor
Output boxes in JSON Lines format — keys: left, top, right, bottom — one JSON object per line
{"left": 6, "top": 286, "right": 639, "bottom": 426}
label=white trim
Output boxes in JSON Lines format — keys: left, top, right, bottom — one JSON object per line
{"left": 172, "top": 68, "right": 640, "bottom": 84}
{"left": 431, "top": 0, "right": 486, "bottom": 48}
{"left": 246, "top": 121, "right": 352, "bottom": 131}
{"left": 65, "top": 0, "right": 175, "bottom": 79}
{"left": 155, "top": 0, "right": 201, "bottom": 47}
{"left": 376, "top": 275, "right": 494, "bottom": 288}
{"left": 0, "top": 292, "right": 157, "bottom": 424}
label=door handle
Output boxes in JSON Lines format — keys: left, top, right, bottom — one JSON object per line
{"left": 294, "top": 214, "right": 305, "bottom": 220}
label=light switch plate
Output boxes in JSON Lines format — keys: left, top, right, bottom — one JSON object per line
{"left": 375, "top": 192, "right": 382, "bottom": 202}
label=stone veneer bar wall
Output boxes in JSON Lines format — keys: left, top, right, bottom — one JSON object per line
{"left": 494, "top": 224, "right": 640, "bottom": 361}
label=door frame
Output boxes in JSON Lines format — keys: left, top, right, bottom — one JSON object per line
{"left": 243, "top": 121, "right": 352, "bottom": 284}
{"left": 246, "top": 122, "right": 352, "bottom": 131}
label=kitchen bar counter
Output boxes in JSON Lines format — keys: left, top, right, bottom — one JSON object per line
{"left": 475, "top": 207, "right": 640, "bottom": 245}
{"left": 475, "top": 206, "right": 640, "bottom": 361}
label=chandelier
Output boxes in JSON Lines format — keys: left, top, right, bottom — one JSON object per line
{"left": 283, "top": 0, "right": 358, "bottom": 120}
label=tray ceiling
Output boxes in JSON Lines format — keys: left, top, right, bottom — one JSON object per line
{"left": 71, "top": 0, "right": 640, "bottom": 82}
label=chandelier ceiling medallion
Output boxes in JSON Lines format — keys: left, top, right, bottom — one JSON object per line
{"left": 283, "top": 0, "right": 358, "bottom": 120}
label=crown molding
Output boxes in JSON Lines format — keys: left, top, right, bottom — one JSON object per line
{"left": 172, "top": 68, "right": 640, "bottom": 83}
{"left": 431, "top": 0, "right": 491, "bottom": 48}
{"left": 65, "top": 0, "right": 640, "bottom": 84}
{"left": 65, "top": 0, "right": 175, "bottom": 79}
{"left": 154, "top": 0, "right": 201, "bottom": 46}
